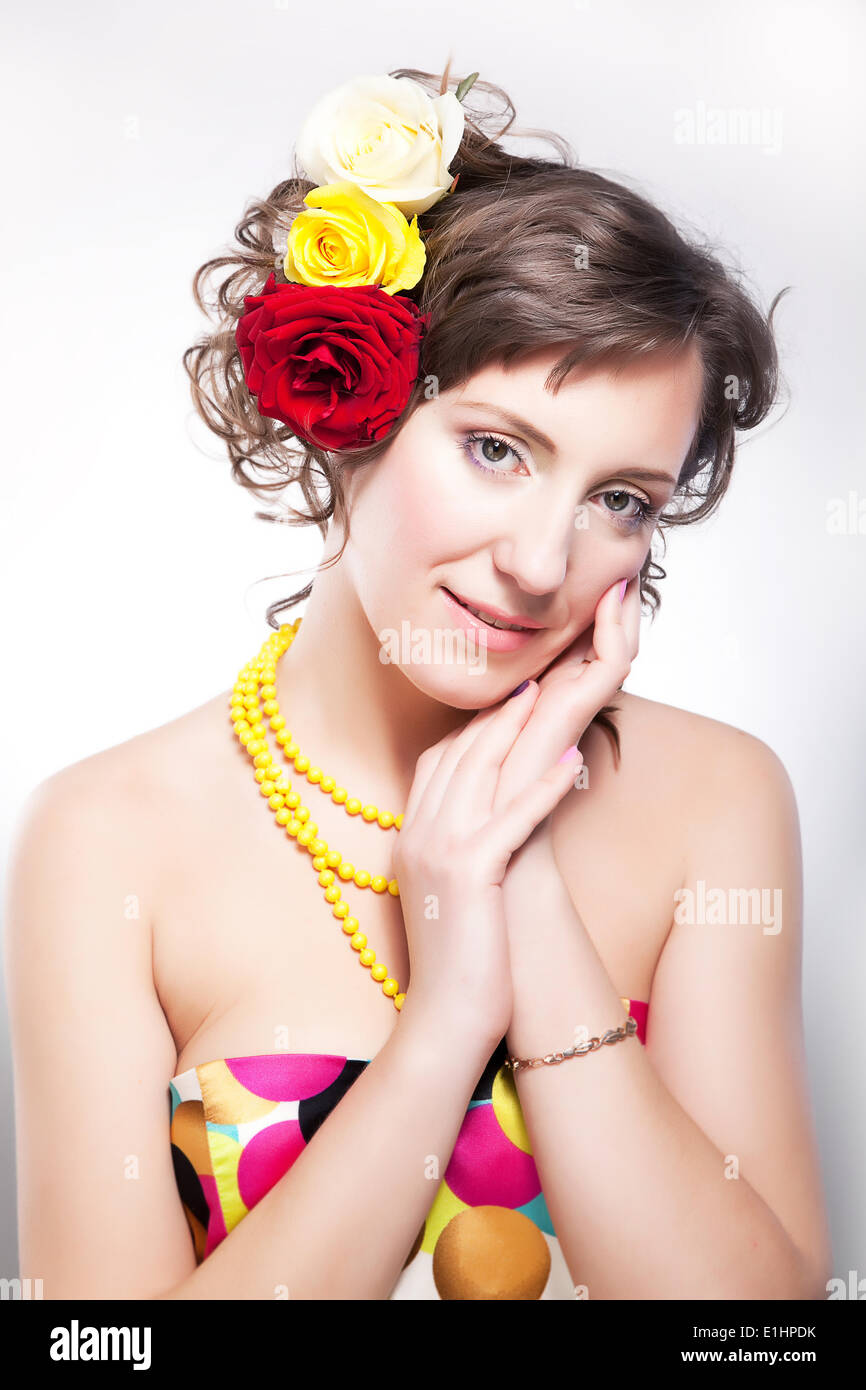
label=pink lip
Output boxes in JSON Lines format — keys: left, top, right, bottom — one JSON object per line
{"left": 443, "top": 587, "right": 546, "bottom": 629}
{"left": 439, "top": 587, "right": 540, "bottom": 652}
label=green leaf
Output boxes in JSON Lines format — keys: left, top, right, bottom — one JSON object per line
{"left": 455, "top": 72, "right": 479, "bottom": 103}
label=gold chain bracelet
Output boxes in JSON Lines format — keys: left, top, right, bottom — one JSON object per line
{"left": 504, "top": 1014, "right": 638, "bottom": 1073}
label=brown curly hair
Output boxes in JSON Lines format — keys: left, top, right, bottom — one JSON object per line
{"left": 183, "top": 63, "right": 789, "bottom": 761}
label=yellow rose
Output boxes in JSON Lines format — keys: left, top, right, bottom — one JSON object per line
{"left": 283, "top": 182, "right": 425, "bottom": 295}
{"left": 295, "top": 74, "right": 464, "bottom": 217}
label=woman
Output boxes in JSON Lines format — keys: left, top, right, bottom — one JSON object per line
{"left": 5, "top": 65, "right": 832, "bottom": 1300}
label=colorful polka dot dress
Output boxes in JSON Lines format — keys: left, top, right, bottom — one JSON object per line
{"left": 169, "top": 997, "right": 648, "bottom": 1298}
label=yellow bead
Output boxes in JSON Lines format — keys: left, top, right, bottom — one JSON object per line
{"left": 275, "top": 729, "right": 289, "bottom": 746}
{"left": 361, "top": 804, "right": 378, "bottom": 822}
{"left": 285, "top": 742, "right": 299, "bottom": 759}
{"left": 297, "top": 827, "right": 314, "bottom": 846}
{"left": 295, "top": 754, "right": 310, "bottom": 773}
{"left": 263, "top": 699, "right": 278, "bottom": 716}
{"left": 332, "top": 787, "right": 348, "bottom": 804}
{"left": 268, "top": 793, "right": 285, "bottom": 810}
{"left": 295, "top": 807, "right": 309, "bottom": 823}
{"left": 312, "top": 854, "right": 327, "bottom": 871}
{"left": 275, "top": 808, "right": 291, "bottom": 825}
{"left": 286, "top": 792, "right": 300, "bottom": 809}
{"left": 371, "top": 876, "right": 387, "bottom": 893}
{"left": 307, "top": 767, "right": 322, "bottom": 784}
{"left": 261, "top": 684, "right": 276, "bottom": 699}
{"left": 274, "top": 774, "right": 291, "bottom": 793}
{"left": 260, "top": 781, "right": 275, "bottom": 797}
{"left": 324, "top": 884, "right": 341, "bottom": 903}
{"left": 353, "top": 870, "right": 371, "bottom": 889}
{"left": 387, "top": 879, "right": 399, "bottom": 896}
{"left": 270, "top": 714, "right": 286, "bottom": 730}
{"left": 254, "top": 768, "right": 267, "bottom": 784}
{"left": 359, "top": 949, "right": 376, "bottom": 967}
{"left": 377, "top": 811, "right": 394, "bottom": 829}
{"left": 318, "top": 870, "right": 335, "bottom": 887}
{"left": 311, "top": 838, "right": 328, "bottom": 856}
{"left": 325, "top": 850, "right": 342, "bottom": 868}
{"left": 350, "top": 932, "right": 367, "bottom": 951}
{"left": 305, "top": 823, "right": 318, "bottom": 838}
{"left": 320, "top": 776, "right": 336, "bottom": 794}
{"left": 395, "top": 814, "right": 404, "bottom": 829}
{"left": 382, "top": 978, "right": 399, "bottom": 997}
{"left": 342, "top": 917, "right": 358, "bottom": 935}
{"left": 337, "top": 862, "right": 355, "bottom": 881}
{"left": 333, "top": 902, "right": 349, "bottom": 919}
{"left": 371, "top": 963, "right": 387, "bottom": 982}
{"left": 346, "top": 798, "right": 362, "bottom": 815}
{"left": 253, "top": 751, "right": 272, "bottom": 768}
{"left": 287, "top": 820, "right": 301, "bottom": 837}
{"left": 395, "top": 994, "right": 406, "bottom": 1010}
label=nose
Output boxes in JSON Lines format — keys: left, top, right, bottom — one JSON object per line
{"left": 490, "top": 488, "right": 577, "bottom": 596}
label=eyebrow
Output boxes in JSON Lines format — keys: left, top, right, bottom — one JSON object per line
{"left": 454, "top": 399, "right": 679, "bottom": 488}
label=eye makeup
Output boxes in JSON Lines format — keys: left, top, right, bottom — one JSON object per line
{"left": 456, "top": 429, "right": 664, "bottom": 531}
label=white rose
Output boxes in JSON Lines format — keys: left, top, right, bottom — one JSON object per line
{"left": 295, "top": 74, "right": 465, "bottom": 218}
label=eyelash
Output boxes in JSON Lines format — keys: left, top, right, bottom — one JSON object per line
{"left": 457, "top": 430, "right": 662, "bottom": 531}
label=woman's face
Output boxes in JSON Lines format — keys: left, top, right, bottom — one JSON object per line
{"left": 340, "top": 343, "right": 704, "bottom": 708}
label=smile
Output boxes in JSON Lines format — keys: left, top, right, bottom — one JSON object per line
{"left": 440, "top": 588, "right": 542, "bottom": 633}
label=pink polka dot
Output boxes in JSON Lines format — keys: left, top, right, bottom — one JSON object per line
{"left": 237, "top": 1120, "right": 306, "bottom": 1208}
{"left": 445, "top": 1105, "right": 540, "bottom": 1208}
{"left": 226, "top": 1054, "right": 348, "bottom": 1101}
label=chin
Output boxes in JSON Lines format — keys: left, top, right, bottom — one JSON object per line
{"left": 381, "top": 651, "right": 517, "bottom": 710}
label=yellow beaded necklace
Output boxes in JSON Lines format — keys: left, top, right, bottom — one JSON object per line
{"left": 230, "top": 618, "right": 406, "bottom": 1011}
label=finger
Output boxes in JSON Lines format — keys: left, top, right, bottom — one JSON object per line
{"left": 401, "top": 722, "right": 468, "bottom": 829}
{"left": 426, "top": 678, "right": 551, "bottom": 828}
{"left": 592, "top": 577, "right": 636, "bottom": 676}
{"left": 495, "top": 582, "right": 632, "bottom": 789}
{"left": 411, "top": 680, "right": 539, "bottom": 831}
{"left": 621, "top": 576, "right": 642, "bottom": 661}
{"left": 481, "top": 748, "right": 584, "bottom": 880}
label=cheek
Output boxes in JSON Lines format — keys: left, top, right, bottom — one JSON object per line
{"left": 368, "top": 444, "right": 474, "bottom": 565}
{"left": 342, "top": 444, "right": 457, "bottom": 595}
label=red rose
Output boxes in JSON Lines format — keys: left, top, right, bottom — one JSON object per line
{"left": 235, "top": 275, "right": 426, "bottom": 451}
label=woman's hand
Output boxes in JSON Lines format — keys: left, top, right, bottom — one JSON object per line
{"left": 493, "top": 576, "right": 642, "bottom": 828}
{"left": 393, "top": 682, "right": 584, "bottom": 1048}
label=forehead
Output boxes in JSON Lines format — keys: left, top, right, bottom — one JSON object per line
{"left": 448, "top": 342, "right": 705, "bottom": 465}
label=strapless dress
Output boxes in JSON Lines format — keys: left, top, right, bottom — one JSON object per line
{"left": 169, "top": 997, "right": 648, "bottom": 1299}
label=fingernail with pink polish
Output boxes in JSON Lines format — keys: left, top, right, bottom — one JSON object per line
{"left": 557, "top": 745, "right": 579, "bottom": 765}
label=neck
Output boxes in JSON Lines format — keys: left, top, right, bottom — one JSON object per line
{"left": 273, "top": 529, "right": 471, "bottom": 808}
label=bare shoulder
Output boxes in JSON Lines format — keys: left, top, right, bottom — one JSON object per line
{"left": 568, "top": 687, "right": 799, "bottom": 893}
{"left": 20, "top": 687, "right": 236, "bottom": 830}
{"left": 4, "top": 693, "right": 237, "bottom": 1298}
{"left": 606, "top": 689, "right": 794, "bottom": 802}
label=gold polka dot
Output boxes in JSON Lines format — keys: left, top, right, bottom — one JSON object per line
{"left": 170, "top": 1101, "right": 212, "bottom": 1175}
{"left": 433, "top": 1206, "right": 551, "bottom": 1300}
{"left": 197, "top": 1060, "right": 280, "bottom": 1124}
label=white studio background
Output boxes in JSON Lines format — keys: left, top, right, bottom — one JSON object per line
{"left": 1, "top": 0, "right": 863, "bottom": 1289}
